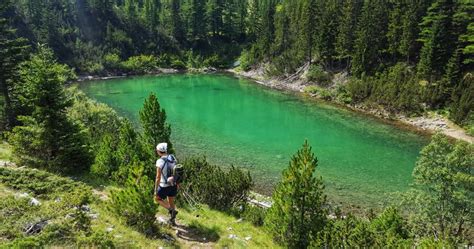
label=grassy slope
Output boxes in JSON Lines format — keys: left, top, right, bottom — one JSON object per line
{"left": 0, "top": 143, "right": 278, "bottom": 248}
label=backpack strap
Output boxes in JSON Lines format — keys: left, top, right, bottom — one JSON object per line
{"left": 160, "top": 157, "right": 169, "bottom": 184}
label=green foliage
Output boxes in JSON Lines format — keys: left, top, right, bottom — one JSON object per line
{"left": 8, "top": 46, "right": 92, "bottom": 173}
{"left": 103, "top": 53, "right": 123, "bottom": 71}
{"left": 240, "top": 204, "right": 267, "bottom": 227}
{"left": 182, "top": 156, "right": 252, "bottom": 211}
{"left": 139, "top": 92, "right": 173, "bottom": 154}
{"left": 122, "top": 55, "right": 158, "bottom": 74}
{"left": 304, "top": 86, "right": 332, "bottom": 101}
{"left": 403, "top": 133, "right": 473, "bottom": 241}
{"left": 0, "top": 167, "right": 87, "bottom": 198}
{"left": 0, "top": 167, "right": 98, "bottom": 247}
{"left": 311, "top": 208, "right": 412, "bottom": 248}
{"left": 113, "top": 120, "right": 150, "bottom": 183}
{"left": 450, "top": 73, "right": 473, "bottom": 125}
{"left": 265, "top": 140, "right": 327, "bottom": 248}
{"left": 306, "top": 64, "right": 332, "bottom": 86}
{"left": 67, "top": 87, "right": 122, "bottom": 149}
{"left": 0, "top": 0, "right": 29, "bottom": 130}
{"left": 108, "top": 162, "right": 158, "bottom": 235}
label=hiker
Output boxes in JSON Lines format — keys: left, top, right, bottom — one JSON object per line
{"left": 154, "top": 142, "right": 178, "bottom": 224}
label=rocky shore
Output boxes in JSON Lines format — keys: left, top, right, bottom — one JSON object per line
{"left": 230, "top": 68, "right": 473, "bottom": 144}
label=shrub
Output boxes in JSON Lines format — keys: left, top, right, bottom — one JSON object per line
{"left": 108, "top": 163, "right": 158, "bottom": 235}
{"left": 306, "top": 64, "right": 332, "bottom": 86}
{"left": 122, "top": 55, "right": 157, "bottom": 74}
{"left": 170, "top": 58, "right": 186, "bottom": 70}
{"left": 240, "top": 204, "right": 267, "bottom": 227}
{"left": 103, "top": 53, "right": 123, "bottom": 71}
{"left": 304, "top": 86, "right": 333, "bottom": 101}
{"left": 181, "top": 157, "right": 252, "bottom": 211}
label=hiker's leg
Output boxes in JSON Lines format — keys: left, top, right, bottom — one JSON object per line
{"left": 156, "top": 186, "right": 171, "bottom": 209}
{"left": 156, "top": 198, "right": 170, "bottom": 209}
{"left": 168, "top": 196, "right": 175, "bottom": 210}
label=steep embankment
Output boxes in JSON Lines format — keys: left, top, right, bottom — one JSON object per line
{"left": 231, "top": 68, "right": 473, "bottom": 143}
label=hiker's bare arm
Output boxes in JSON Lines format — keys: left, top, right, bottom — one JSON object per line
{"left": 155, "top": 167, "right": 161, "bottom": 193}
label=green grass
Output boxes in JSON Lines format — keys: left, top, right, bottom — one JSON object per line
{"left": 0, "top": 142, "right": 12, "bottom": 161}
{"left": 0, "top": 163, "right": 279, "bottom": 248}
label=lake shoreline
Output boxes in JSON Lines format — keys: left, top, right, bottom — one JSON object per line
{"left": 229, "top": 68, "right": 473, "bottom": 144}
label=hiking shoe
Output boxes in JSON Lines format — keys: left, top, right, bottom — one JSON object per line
{"left": 171, "top": 209, "right": 178, "bottom": 220}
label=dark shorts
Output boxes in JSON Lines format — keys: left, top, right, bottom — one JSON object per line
{"left": 156, "top": 185, "right": 178, "bottom": 200}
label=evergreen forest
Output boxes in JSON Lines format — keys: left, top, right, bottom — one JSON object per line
{"left": 0, "top": 0, "right": 473, "bottom": 248}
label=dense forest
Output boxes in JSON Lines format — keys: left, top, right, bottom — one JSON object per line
{"left": 1, "top": 0, "right": 473, "bottom": 131}
{"left": 0, "top": 0, "right": 473, "bottom": 248}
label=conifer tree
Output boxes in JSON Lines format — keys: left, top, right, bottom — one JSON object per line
{"left": 187, "top": 0, "right": 207, "bottom": 43}
{"left": 9, "top": 46, "right": 92, "bottom": 173}
{"left": 352, "top": 0, "right": 389, "bottom": 77}
{"left": 335, "top": 0, "right": 361, "bottom": 68}
{"left": 0, "top": 0, "right": 28, "bottom": 130}
{"left": 450, "top": 73, "right": 473, "bottom": 124}
{"left": 139, "top": 92, "right": 173, "bottom": 154}
{"left": 113, "top": 119, "right": 149, "bottom": 183}
{"left": 417, "top": 0, "right": 457, "bottom": 81}
{"left": 300, "top": 0, "right": 317, "bottom": 65}
{"left": 265, "top": 140, "right": 327, "bottom": 248}
{"left": 170, "top": 0, "right": 185, "bottom": 42}
{"left": 109, "top": 161, "right": 158, "bottom": 234}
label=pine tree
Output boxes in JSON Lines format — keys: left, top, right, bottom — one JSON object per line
{"left": 450, "top": 73, "right": 473, "bottom": 125}
{"left": 417, "top": 0, "right": 457, "bottom": 81}
{"left": 207, "top": 0, "right": 224, "bottom": 37}
{"left": 170, "top": 0, "right": 186, "bottom": 42}
{"left": 351, "top": 0, "right": 389, "bottom": 77}
{"left": 315, "top": 0, "right": 339, "bottom": 67}
{"left": 0, "top": 0, "right": 28, "bottom": 130}
{"left": 109, "top": 161, "right": 158, "bottom": 234}
{"left": 113, "top": 119, "right": 149, "bottom": 183}
{"left": 335, "top": 0, "right": 362, "bottom": 68}
{"left": 187, "top": 0, "right": 207, "bottom": 43}
{"left": 300, "top": 0, "right": 317, "bottom": 65}
{"left": 398, "top": 1, "right": 430, "bottom": 63}
{"left": 139, "top": 92, "right": 173, "bottom": 154}
{"left": 143, "top": 0, "right": 161, "bottom": 29}
{"left": 8, "top": 46, "right": 92, "bottom": 173}
{"left": 265, "top": 140, "right": 327, "bottom": 248}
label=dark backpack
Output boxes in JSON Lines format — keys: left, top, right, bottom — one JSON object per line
{"left": 161, "top": 155, "right": 184, "bottom": 185}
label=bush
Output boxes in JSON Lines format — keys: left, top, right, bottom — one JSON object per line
{"left": 108, "top": 163, "right": 158, "bottom": 235}
{"left": 67, "top": 87, "right": 122, "bottom": 149}
{"left": 0, "top": 167, "right": 87, "bottom": 198}
{"left": 181, "top": 157, "right": 252, "bottom": 211}
{"left": 304, "top": 86, "right": 333, "bottom": 101}
{"left": 240, "top": 204, "right": 267, "bottom": 227}
{"left": 103, "top": 53, "right": 123, "bottom": 71}
{"left": 122, "top": 55, "right": 157, "bottom": 74}
{"left": 306, "top": 64, "right": 332, "bottom": 86}
{"left": 170, "top": 58, "right": 186, "bottom": 70}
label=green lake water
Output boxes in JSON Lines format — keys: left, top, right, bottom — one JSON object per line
{"left": 79, "top": 74, "right": 429, "bottom": 208}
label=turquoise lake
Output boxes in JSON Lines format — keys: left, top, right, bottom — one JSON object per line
{"left": 79, "top": 74, "right": 429, "bottom": 208}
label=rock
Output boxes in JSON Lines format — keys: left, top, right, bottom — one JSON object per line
{"left": 25, "top": 220, "right": 48, "bottom": 235}
{"left": 29, "top": 198, "right": 41, "bottom": 206}
{"left": 106, "top": 227, "right": 114, "bottom": 232}
{"left": 54, "top": 197, "right": 62, "bottom": 203}
{"left": 81, "top": 205, "right": 91, "bottom": 212}
{"left": 88, "top": 213, "right": 99, "bottom": 219}
{"left": 17, "top": 192, "right": 29, "bottom": 198}
{"left": 245, "top": 236, "right": 252, "bottom": 241}
{"left": 227, "top": 227, "right": 233, "bottom": 231}
{"left": 228, "top": 234, "right": 237, "bottom": 239}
